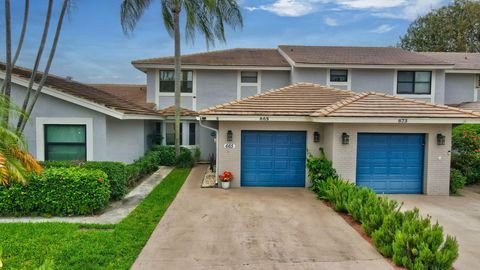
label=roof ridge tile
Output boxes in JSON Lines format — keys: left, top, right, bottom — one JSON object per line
{"left": 311, "top": 92, "right": 370, "bottom": 116}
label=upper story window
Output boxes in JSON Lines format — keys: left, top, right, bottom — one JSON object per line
{"left": 330, "top": 69, "right": 348, "bottom": 82}
{"left": 397, "top": 71, "right": 432, "bottom": 95}
{"left": 476, "top": 74, "right": 480, "bottom": 88}
{"left": 45, "top": 124, "right": 86, "bottom": 161}
{"left": 159, "top": 70, "right": 193, "bottom": 93}
{"left": 241, "top": 71, "right": 258, "bottom": 83}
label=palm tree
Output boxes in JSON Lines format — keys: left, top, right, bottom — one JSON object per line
{"left": 0, "top": 95, "right": 42, "bottom": 185}
{"left": 120, "top": 0, "right": 243, "bottom": 156}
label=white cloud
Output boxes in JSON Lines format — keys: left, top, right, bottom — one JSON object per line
{"left": 370, "top": 24, "right": 395, "bottom": 33}
{"left": 324, "top": 17, "right": 338, "bottom": 26}
{"left": 244, "top": 0, "right": 449, "bottom": 20}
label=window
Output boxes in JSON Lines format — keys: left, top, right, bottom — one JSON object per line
{"left": 397, "top": 71, "right": 432, "bottom": 94}
{"left": 159, "top": 70, "right": 193, "bottom": 93}
{"left": 476, "top": 75, "right": 480, "bottom": 88}
{"left": 45, "top": 125, "right": 86, "bottom": 161}
{"left": 165, "top": 123, "right": 182, "bottom": 145}
{"left": 189, "top": 123, "right": 196, "bottom": 145}
{"left": 330, "top": 69, "right": 348, "bottom": 82}
{"left": 241, "top": 71, "right": 258, "bottom": 83}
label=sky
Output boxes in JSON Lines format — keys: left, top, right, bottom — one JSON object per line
{"left": 0, "top": 0, "right": 451, "bottom": 84}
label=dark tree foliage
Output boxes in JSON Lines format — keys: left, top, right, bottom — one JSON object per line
{"left": 400, "top": 0, "right": 480, "bottom": 52}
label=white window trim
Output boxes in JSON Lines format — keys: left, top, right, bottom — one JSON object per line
{"left": 157, "top": 70, "right": 197, "bottom": 98}
{"left": 36, "top": 117, "right": 94, "bottom": 161}
{"left": 474, "top": 74, "right": 480, "bottom": 101}
{"left": 162, "top": 120, "right": 198, "bottom": 147}
{"left": 237, "top": 70, "right": 262, "bottom": 99}
{"left": 393, "top": 70, "right": 435, "bottom": 103}
{"left": 326, "top": 69, "right": 351, "bottom": 90}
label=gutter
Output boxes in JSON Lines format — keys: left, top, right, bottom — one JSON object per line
{"left": 197, "top": 116, "right": 219, "bottom": 186}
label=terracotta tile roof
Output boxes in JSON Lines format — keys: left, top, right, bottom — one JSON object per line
{"left": 419, "top": 52, "right": 480, "bottom": 70}
{"left": 200, "top": 83, "right": 355, "bottom": 116}
{"left": 201, "top": 83, "right": 480, "bottom": 119}
{"left": 132, "top": 48, "right": 290, "bottom": 67}
{"left": 89, "top": 83, "right": 155, "bottom": 109}
{"left": 279, "top": 45, "right": 451, "bottom": 66}
{"left": 1, "top": 63, "right": 158, "bottom": 116}
{"left": 157, "top": 105, "right": 198, "bottom": 117}
{"left": 453, "top": 102, "right": 480, "bottom": 112}
{"left": 311, "top": 92, "right": 480, "bottom": 118}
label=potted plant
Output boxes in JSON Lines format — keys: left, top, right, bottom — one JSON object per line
{"left": 219, "top": 171, "right": 233, "bottom": 189}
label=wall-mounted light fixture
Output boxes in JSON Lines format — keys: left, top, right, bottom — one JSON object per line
{"left": 313, "top": 131, "right": 320, "bottom": 143}
{"left": 227, "top": 130, "right": 233, "bottom": 142}
{"left": 437, "top": 133, "right": 446, "bottom": 145}
{"left": 342, "top": 132, "right": 350, "bottom": 145}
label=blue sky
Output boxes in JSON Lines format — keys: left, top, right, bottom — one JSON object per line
{"left": 0, "top": 0, "right": 450, "bottom": 83}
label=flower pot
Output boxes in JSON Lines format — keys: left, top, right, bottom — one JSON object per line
{"left": 221, "top": 181, "right": 230, "bottom": 189}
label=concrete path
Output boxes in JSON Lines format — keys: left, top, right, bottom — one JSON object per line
{"left": 389, "top": 187, "right": 480, "bottom": 270}
{"left": 0, "top": 166, "right": 173, "bottom": 224}
{"left": 133, "top": 165, "right": 392, "bottom": 270}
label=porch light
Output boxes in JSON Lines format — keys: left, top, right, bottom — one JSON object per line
{"left": 313, "top": 131, "right": 320, "bottom": 143}
{"left": 437, "top": 133, "right": 446, "bottom": 145}
{"left": 342, "top": 132, "right": 350, "bottom": 145}
{"left": 227, "top": 130, "right": 233, "bottom": 142}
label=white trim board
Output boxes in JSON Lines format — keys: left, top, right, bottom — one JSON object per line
{"left": 326, "top": 68, "right": 351, "bottom": 90}
{"left": 392, "top": 69, "right": 435, "bottom": 103}
{"left": 35, "top": 117, "right": 94, "bottom": 161}
{"left": 237, "top": 70, "right": 262, "bottom": 99}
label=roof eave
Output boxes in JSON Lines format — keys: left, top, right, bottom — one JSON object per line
{"left": 312, "top": 116, "right": 480, "bottom": 124}
{"left": 131, "top": 63, "right": 291, "bottom": 71}
{"left": 291, "top": 63, "right": 455, "bottom": 69}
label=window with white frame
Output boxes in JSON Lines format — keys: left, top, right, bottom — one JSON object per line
{"left": 165, "top": 123, "right": 182, "bottom": 145}
{"left": 159, "top": 70, "right": 193, "bottom": 93}
{"left": 397, "top": 71, "right": 432, "bottom": 95}
{"left": 329, "top": 69, "right": 348, "bottom": 82}
{"left": 241, "top": 71, "right": 258, "bottom": 83}
{"left": 476, "top": 74, "right": 480, "bottom": 88}
{"left": 237, "top": 71, "right": 261, "bottom": 99}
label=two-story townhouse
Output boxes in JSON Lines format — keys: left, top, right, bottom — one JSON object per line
{"left": 2, "top": 45, "right": 480, "bottom": 195}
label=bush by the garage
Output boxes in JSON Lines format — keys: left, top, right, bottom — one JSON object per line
{"left": 306, "top": 148, "right": 338, "bottom": 193}
{"left": 451, "top": 124, "right": 480, "bottom": 185}
{"left": 0, "top": 167, "right": 110, "bottom": 216}
{"left": 450, "top": 169, "right": 466, "bottom": 195}
{"left": 314, "top": 177, "right": 459, "bottom": 269}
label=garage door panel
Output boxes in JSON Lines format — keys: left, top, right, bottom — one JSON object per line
{"left": 356, "top": 133, "right": 424, "bottom": 194}
{"left": 241, "top": 131, "right": 306, "bottom": 187}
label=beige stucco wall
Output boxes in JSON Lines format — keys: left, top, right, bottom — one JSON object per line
{"left": 217, "top": 120, "right": 452, "bottom": 195}
{"left": 218, "top": 121, "right": 324, "bottom": 188}
{"left": 325, "top": 123, "right": 452, "bottom": 195}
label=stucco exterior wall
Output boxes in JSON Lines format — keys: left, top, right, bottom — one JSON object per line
{"left": 326, "top": 123, "right": 452, "bottom": 195}
{"left": 434, "top": 70, "right": 446, "bottom": 104}
{"left": 291, "top": 67, "right": 327, "bottom": 84}
{"left": 261, "top": 70, "right": 290, "bottom": 91}
{"left": 444, "top": 73, "right": 475, "bottom": 105}
{"left": 217, "top": 121, "right": 323, "bottom": 188}
{"left": 10, "top": 83, "right": 109, "bottom": 161}
{"left": 351, "top": 69, "right": 394, "bottom": 94}
{"left": 196, "top": 69, "right": 237, "bottom": 110}
{"left": 146, "top": 69, "right": 156, "bottom": 104}
{"left": 106, "top": 117, "right": 147, "bottom": 163}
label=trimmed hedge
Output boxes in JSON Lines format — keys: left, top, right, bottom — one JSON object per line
{"left": 314, "top": 178, "right": 459, "bottom": 270}
{"left": 0, "top": 167, "right": 110, "bottom": 216}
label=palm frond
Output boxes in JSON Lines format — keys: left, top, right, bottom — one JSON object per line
{"left": 120, "top": 0, "right": 154, "bottom": 34}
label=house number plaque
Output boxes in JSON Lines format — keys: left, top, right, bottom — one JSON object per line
{"left": 224, "top": 143, "right": 236, "bottom": 149}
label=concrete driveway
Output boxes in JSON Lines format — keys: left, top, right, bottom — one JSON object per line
{"left": 389, "top": 187, "right": 480, "bottom": 270}
{"left": 133, "top": 165, "right": 392, "bottom": 270}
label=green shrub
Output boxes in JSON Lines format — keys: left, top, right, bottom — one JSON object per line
{"left": 392, "top": 209, "right": 459, "bottom": 270}
{"left": 306, "top": 148, "right": 338, "bottom": 193}
{"left": 452, "top": 124, "right": 480, "bottom": 184}
{"left": 0, "top": 167, "right": 110, "bottom": 216}
{"left": 313, "top": 174, "right": 459, "bottom": 270}
{"left": 450, "top": 169, "right": 466, "bottom": 194}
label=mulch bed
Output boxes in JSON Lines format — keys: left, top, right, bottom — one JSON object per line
{"left": 322, "top": 200, "right": 406, "bottom": 270}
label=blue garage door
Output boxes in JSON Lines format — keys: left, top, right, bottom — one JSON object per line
{"left": 241, "top": 131, "right": 306, "bottom": 187}
{"left": 356, "top": 133, "right": 424, "bottom": 194}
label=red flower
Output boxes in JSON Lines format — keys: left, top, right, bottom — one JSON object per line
{"left": 219, "top": 171, "right": 234, "bottom": 182}
{"left": 98, "top": 178, "right": 104, "bottom": 183}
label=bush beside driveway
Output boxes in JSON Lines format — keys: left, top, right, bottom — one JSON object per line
{"left": 389, "top": 187, "right": 480, "bottom": 270}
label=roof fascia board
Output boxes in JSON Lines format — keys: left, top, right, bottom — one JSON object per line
{"left": 292, "top": 63, "right": 454, "bottom": 69}
{"left": 132, "top": 64, "right": 291, "bottom": 71}
{"left": 446, "top": 69, "right": 480, "bottom": 74}
{"left": 199, "top": 115, "right": 311, "bottom": 122}
{"left": 312, "top": 117, "right": 480, "bottom": 124}
{"left": 277, "top": 47, "right": 297, "bottom": 67}
{"left": 3, "top": 72, "right": 126, "bottom": 119}
{"left": 122, "top": 114, "right": 165, "bottom": 120}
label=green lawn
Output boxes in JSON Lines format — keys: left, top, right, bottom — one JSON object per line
{"left": 0, "top": 168, "right": 191, "bottom": 270}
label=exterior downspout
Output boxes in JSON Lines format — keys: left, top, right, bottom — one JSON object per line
{"left": 198, "top": 117, "right": 219, "bottom": 185}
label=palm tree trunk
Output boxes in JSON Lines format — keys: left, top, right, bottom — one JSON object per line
{"left": 173, "top": 5, "right": 181, "bottom": 157}
{"left": 2, "top": 0, "right": 12, "bottom": 124}
{"left": 19, "top": 0, "right": 68, "bottom": 133}
{"left": 0, "top": 0, "right": 28, "bottom": 94}
{"left": 16, "top": 0, "right": 53, "bottom": 132}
